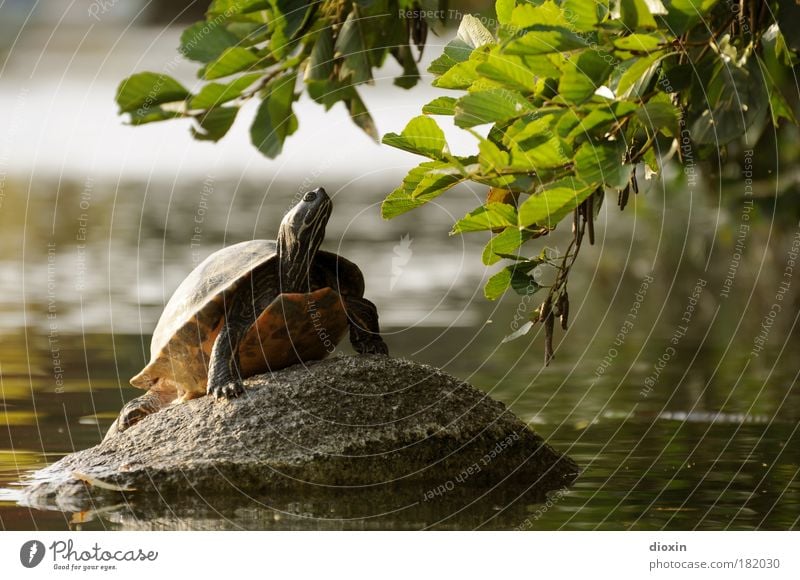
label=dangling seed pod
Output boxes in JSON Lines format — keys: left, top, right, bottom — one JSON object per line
{"left": 559, "top": 290, "right": 569, "bottom": 330}
{"left": 541, "top": 296, "right": 555, "bottom": 365}
{"left": 619, "top": 183, "right": 630, "bottom": 211}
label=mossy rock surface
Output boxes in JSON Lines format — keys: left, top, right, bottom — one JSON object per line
{"left": 21, "top": 356, "right": 579, "bottom": 518}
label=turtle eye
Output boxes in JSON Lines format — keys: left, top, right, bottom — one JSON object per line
{"left": 303, "top": 191, "right": 316, "bottom": 202}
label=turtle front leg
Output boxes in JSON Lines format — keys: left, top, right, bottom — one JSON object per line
{"left": 207, "top": 269, "right": 277, "bottom": 400}
{"left": 344, "top": 296, "right": 389, "bottom": 355}
{"left": 207, "top": 323, "right": 247, "bottom": 399}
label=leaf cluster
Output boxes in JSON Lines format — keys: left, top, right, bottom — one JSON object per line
{"left": 116, "top": 0, "right": 439, "bottom": 156}
{"left": 381, "top": 0, "right": 798, "bottom": 352}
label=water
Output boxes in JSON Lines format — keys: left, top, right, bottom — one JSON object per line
{"left": 1, "top": 174, "right": 798, "bottom": 530}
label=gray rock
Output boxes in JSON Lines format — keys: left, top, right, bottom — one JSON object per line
{"left": 20, "top": 356, "right": 579, "bottom": 523}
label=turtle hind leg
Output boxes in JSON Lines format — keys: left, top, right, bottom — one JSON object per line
{"left": 344, "top": 296, "right": 389, "bottom": 355}
{"left": 103, "top": 390, "right": 172, "bottom": 441}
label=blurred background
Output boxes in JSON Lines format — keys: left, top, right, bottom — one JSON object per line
{"left": 0, "top": 0, "right": 798, "bottom": 530}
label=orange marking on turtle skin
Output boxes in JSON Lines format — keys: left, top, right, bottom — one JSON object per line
{"left": 239, "top": 288, "right": 348, "bottom": 375}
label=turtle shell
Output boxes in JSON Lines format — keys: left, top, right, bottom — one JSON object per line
{"left": 131, "top": 240, "right": 350, "bottom": 400}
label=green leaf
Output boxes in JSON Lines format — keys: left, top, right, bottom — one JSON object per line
{"left": 660, "top": 61, "right": 693, "bottom": 92}
{"left": 567, "top": 102, "right": 638, "bottom": 140}
{"left": 335, "top": 9, "right": 372, "bottom": 84}
{"left": 503, "top": 112, "right": 572, "bottom": 170}
{"left": 382, "top": 189, "right": 425, "bottom": 219}
{"left": 613, "top": 33, "right": 668, "bottom": 52}
{"left": 224, "top": 21, "right": 269, "bottom": 45}
{"left": 690, "top": 59, "right": 769, "bottom": 145}
{"left": 504, "top": 111, "right": 561, "bottom": 143}
{"left": 762, "top": 24, "right": 797, "bottom": 67}
{"left": 521, "top": 54, "right": 563, "bottom": 79}
{"left": 204, "top": 47, "right": 261, "bottom": 80}
{"left": 556, "top": 109, "right": 582, "bottom": 137}
{"left": 411, "top": 168, "right": 466, "bottom": 199}
{"left": 482, "top": 227, "right": 533, "bottom": 265}
{"left": 189, "top": 73, "right": 261, "bottom": 109}
{"left": 433, "top": 48, "right": 490, "bottom": 90}
{"left": 305, "top": 26, "right": 334, "bottom": 82}
{"left": 192, "top": 106, "right": 239, "bottom": 141}
{"left": 422, "top": 97, "right": 457, "bottom": 116}
{"left": 484, "top": 262, "right": 540, "bottom": 300}
{"left": 127, "top": 107, "right": 183, "bottom": 125}
{"left": 208, "top": 0, "right": 270, "bottom": 15}
{"left": 662, "top": 0, "right": 721, "bottom": 34}
{"left": 558, "top": 50, "right": 614, "bottom": 104}
{"left": 509, "top": 136, "right": 571, "bottom": 171}
{"left": 509, "top": 2, "right": 572, "bottom": 28}
{"left": 477, "top": 50, "right": 539, "bottom": 93}
{"left": 428, "top": 38, "right": 473, "bottom": 76}
{"left": 643, "top": 144, "right": 661, "bottom": 176}
{"left": 382, "top": 116, "right": 447, "bottom": 159}
{"left": 306, "top": 78, "right": 346, "bottom": 109}
{"left": 485, "top": 268, "right": 514, "bottom": 300}
{"left": 620, "top": 0, "right": 658, "bottom": 29}
{"left": 496, "top": 0, "right": 515, "bottom": 25}
{"left": 268, "top": 0, "right": 311, "bottom": 59}
{"left": 382, "top": 162, "right": 465, "bottom": 219}
{"left": 518, "top": 178, "right": 594, "bottom": 228}
{"left": 116, "top": 72, "right": 190, "bottom": 113}
{"left": 642, "top": 0, "right": 669, "bottom": 12}
{"left": 634, "top": 97, "right": 680, "bottom": 135}
{"left": 452, "top": 203, "right": 518, "bottom": 234}
{"left": 347, "top": 91, "right": 378, "bottom": 142}
{"left": 504, "top": 26, "right": 587, "bottom": 55}
{"left": 616, "top": 52, "right": 666, "bottom": 98}
{"left": 479, "top": 138, "right": 511, "bottom": 173}
{"left": 179, "top": 21, "right": 240, "bottom": 63}
{"left": 755, "top": 56, "right": 797, "bottom": 126}
{"left": 455, "top": 89, "right": 535, "bottom": 128}
{"left": 393, "top": 45, "right": 420, "bottom": 89}
{"left": 575, "top": 141, "right": 632, "bottom": 188}
{"left": 561, "top": 0, "right": 608, "bottom": 32}
{"left": 250, "top": 73, "right": 297, "bottom": 158}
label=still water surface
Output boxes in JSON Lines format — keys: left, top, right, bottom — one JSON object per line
{"left": 1, "top": 178, "right": 798, "bottom": 530}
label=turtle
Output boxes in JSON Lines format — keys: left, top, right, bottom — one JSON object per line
{"left": 105, "top": 187, "right": 388, "bottom": 439}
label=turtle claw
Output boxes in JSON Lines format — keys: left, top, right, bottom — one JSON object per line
{"left": 356, "top": 339, "right": 389, "bottom": 356}
{"left": 208, "top": 380, "right": 245, "bottom": 400}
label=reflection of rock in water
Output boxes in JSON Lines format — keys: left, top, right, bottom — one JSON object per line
{"left": 73, "top": 485, "right": 556, "bottom": 531}
{"left": 20, "top": 356, "right": 578, "bottom": 530}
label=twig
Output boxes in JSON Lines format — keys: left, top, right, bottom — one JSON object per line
{"left": 536, "top": 205, "right": 587, "bottom": 365}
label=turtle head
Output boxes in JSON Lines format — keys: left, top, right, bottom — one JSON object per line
{"left": 277, "top": 187, "right": 332, "bottom": 292}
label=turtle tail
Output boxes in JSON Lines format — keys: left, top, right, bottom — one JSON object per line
{"left": 130, "top": 370, "right": 157, "bottom": 389}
